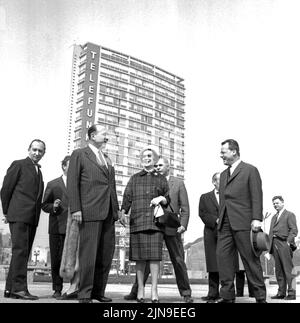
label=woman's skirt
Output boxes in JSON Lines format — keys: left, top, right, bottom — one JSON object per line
{"left": 129, "top": 230, "right": 164, "bottom": 261}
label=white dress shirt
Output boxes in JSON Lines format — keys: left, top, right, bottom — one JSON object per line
{"left": 276, "top": 208, "right": 285, "bottom": 223}
{"left": 214, "top": 189, "right": 219, "bottom": 204}
{"left": 230, "top": 158, "right": 242, "bottom": 175}
{"left": 62, "top": 174, "right": 67, "bottom": 187}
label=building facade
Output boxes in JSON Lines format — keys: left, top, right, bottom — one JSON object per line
{"left": 67, "top": 42, "right": 186, "bottom": 276}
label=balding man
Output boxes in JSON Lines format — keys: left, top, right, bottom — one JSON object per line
{"left": 1, "top": 139, "right": 46, "bottom": 300}
{"left": 67, "top": 124, "right": 120, "bottom": 303}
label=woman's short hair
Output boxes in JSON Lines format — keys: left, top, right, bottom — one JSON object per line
{"left": 140, "top": 145, "right": 159, "bottom": 163}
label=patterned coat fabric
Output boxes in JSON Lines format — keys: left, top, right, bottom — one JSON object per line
{"left": 121, "top": 169, "right": 169, "bottom": 233}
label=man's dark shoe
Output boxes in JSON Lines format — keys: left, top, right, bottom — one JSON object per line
{"left": 214, "top": 298, "right": 235, "bottom": 303}
{"left": 124, "top": 293, "right": 137, "bottom": 300}
{"left": 201, "top": 295, "right": 219, "bottom": 301}
{"left": 52, "top": 291, "right": 62, "bottom": 298}
{"left": 284, "top": 295, "right": 296, "bottom": 300}
{"left": 58, "top": 291, "right": 78, "bottom": 300}
{"left": 25, "top": 291, "right": 39, "bottom": 300}
{"left": 271, "top": 294, "right": 285, "bottom": 299}
{"left": 256, "top": 299, "right": 267, "bottom": 303}
{"left": 79, "top": 298, "right": 93, "bottom": 303}
{"left": 184, "top": 295, "right": 194, "bottom": 303}
{"left": 93, "top": 296, "right": 112, "bottom": 302}
{"left": 207, "top": 297, "right": 222, "bottom": 303}
{"left": 10, "top": 291, "right": 38, "bottom": 300}
{"left": 4, "top": 290, "right": 11, "bottom": 298}
{"left": 236, "top": 293, "right": 244, "bottom": 297}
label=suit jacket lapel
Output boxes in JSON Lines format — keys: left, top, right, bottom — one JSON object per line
{"left": 276, "top": 209, "right": 286, "bottom": 225}
{"left": 25, "top": 157, "right": 43, "bottom": 199}
{"left": 59, "top": 176, "right": 67, "bottom": 194}
{"left": 25, "top": 157, "right": 38, "bottom": 179}
{"left": 85, "top": 147, "right": 108, "bottom": 177}
{"left": 209, "top": 190, "right": 219, "bottom": 209}
{"left": 270, "top": 216, "right": 276, "bottom": 231}
{"left": 103, "top": 153, "right": 112, "bottom": 176}
{"left": 168, "top": 176, "right": 175, "bottom": 189}
{"left": 38, "top": 168, "right": 43, "bottom": 196}
{"left": 227, "top": 161, "right": 243, "bottom": 185}
{"left": 167, "top": 176, "right": 175, "bottom": 210}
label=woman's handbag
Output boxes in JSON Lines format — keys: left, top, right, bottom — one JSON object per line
{"left": 154, "top": 204, "right": 181, "bottom": 228}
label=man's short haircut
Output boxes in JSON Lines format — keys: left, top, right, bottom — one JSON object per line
{"left": 212, "top": 172, "right": 220, "bottom": 182}
{"left": 272, "top": 195, "right": 284, "bottom": 202}
{"left": 221, "top": 139, "right": 240, "bottom": 156}
{"left": 87, "top": 124, "right": 98, "bottom": 139}
{"left": 28, "top": 139, "right": 46, "bottom": 152}
{"left": 61, "top": 155, "right": 71, "bottom": 168}
{"left": 157, "top": 156, "right": 169, "bottom": 166}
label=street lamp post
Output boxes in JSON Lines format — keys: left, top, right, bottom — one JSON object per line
{"left": 33, "top": 249, "right": 40, "bottom": 266}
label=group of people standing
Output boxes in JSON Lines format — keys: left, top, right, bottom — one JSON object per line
{"left": 0, "top": 124, "right": 193, "bottom": 303}
{"left": 1, "top": 129, "right": 297, "bottom": 303}
{"left": 199, "top": 139, "right": 298, "bottom": 303}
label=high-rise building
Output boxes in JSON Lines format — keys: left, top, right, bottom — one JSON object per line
{"left": 67, "top": 42, "right": 186, "bottom": 276}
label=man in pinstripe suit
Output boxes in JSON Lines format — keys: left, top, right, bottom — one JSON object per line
{"left": 67, "top": 124, "right": 119, "bottom": 303}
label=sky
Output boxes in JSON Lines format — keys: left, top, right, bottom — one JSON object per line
{"left": 0, "top": 0, "right": 300, "bottom": 246}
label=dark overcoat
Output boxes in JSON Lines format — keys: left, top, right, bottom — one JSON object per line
{"left": 199, "top": 190, "right": 219, "bottom": 272}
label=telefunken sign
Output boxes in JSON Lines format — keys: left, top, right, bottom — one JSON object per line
{"left": 81, "top": 44, "right": 100, "bottom": 143}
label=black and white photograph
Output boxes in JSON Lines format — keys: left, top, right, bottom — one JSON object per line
{"left": 0, "top": 0, "right": 299, "bottom": 313}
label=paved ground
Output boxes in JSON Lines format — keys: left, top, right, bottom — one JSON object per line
{"left": 0, "top": 281, "right": 299, "bottom": 303}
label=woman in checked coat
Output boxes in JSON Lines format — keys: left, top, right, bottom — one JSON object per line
{"left": 120, "top": 146, "right": 169, "bottom": 303}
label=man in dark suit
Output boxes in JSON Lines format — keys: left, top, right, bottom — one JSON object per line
{"left": 1, "top": 139, "right": 46, "bottom": 300}
{"left": 269, "top": 195, "right": 298, "bottom": 300}
{"left": 42, "top": 155, "right": 71, "bottom": 299}
{"left": 216, "top": 139, "right": 266, "bottom": 303}
{"left": 199, "top": 172, "right": 220, "bottom": 302}
{"left": 123, "top": 156, "right": 193, "bottom": 303}
{"left": 67, "top": 124, "right": 119, "bottom": 303}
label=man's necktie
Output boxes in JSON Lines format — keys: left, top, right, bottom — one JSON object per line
{"left": 227, "top": 166, "right": 231, "bottom": 183}
{"left": 34, "top": 163, "right": 41, "bottom": 174}
{"left": 98, "top": 150, "right": 108, "bottom": 168}
{"left": 215, "top": 191, "right": 219, "bottom": 204}
{"left": 274, "top": 212, "right": 279, "bottom": 224}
